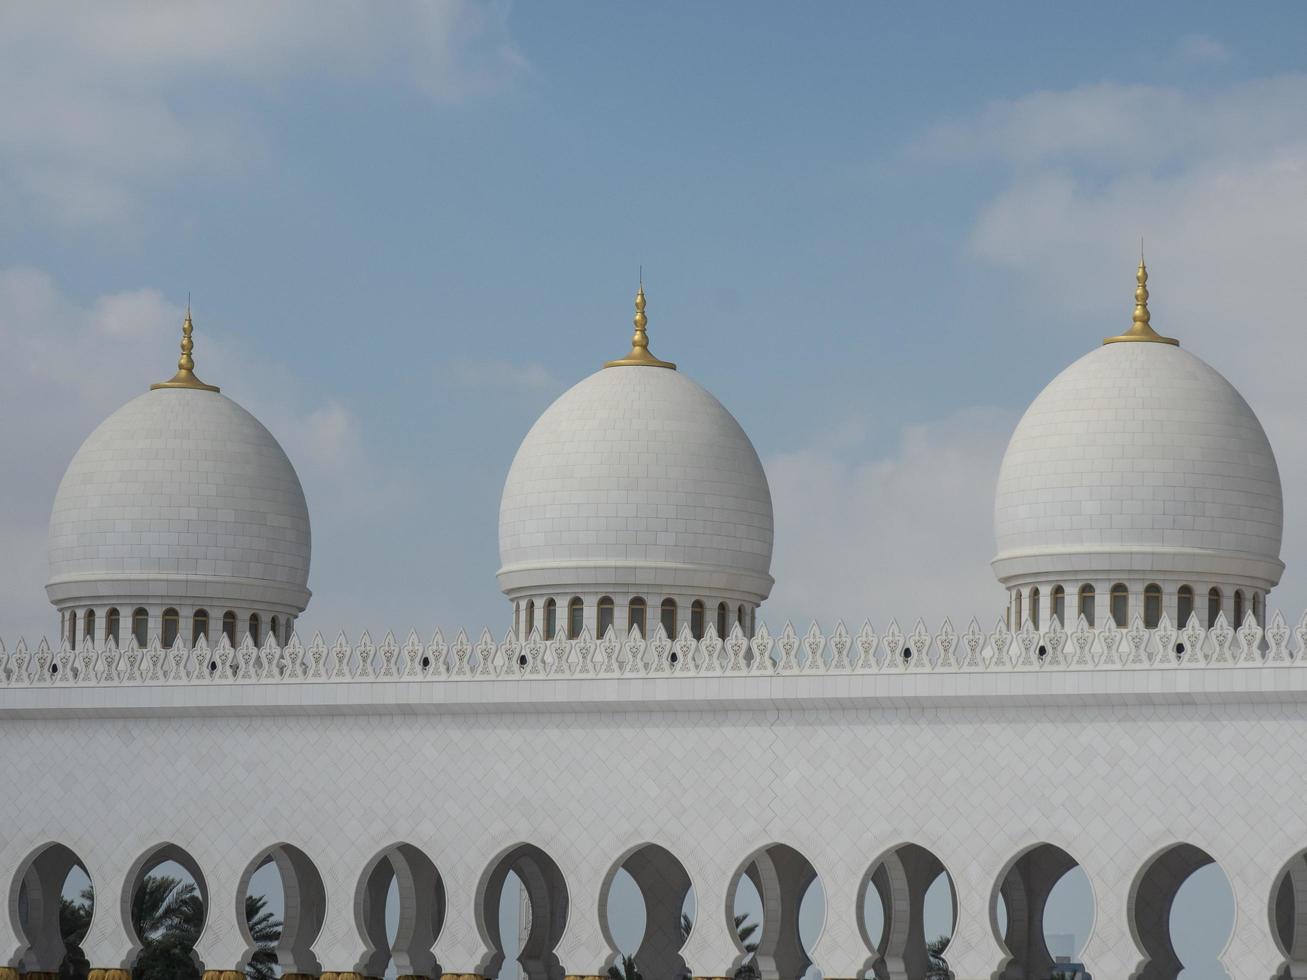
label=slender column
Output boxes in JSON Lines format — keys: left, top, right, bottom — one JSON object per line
{"left": 556, "top": 865, "right": 608, "bottom": 980}
{"left": 1224, "top": 860, "right": 1287, "bottom": 980}
{"left": 806, "top": 862, "right": 863, "bottom": 980}
{"left": 942, "top": 862, "right": 1007, "bottom": 980}
{"left": 311, "top": 854, "right": 376, "bottom": 980}
{"left": 439, "top": 865, "right": 490, "bottom": 980}
{"left": 191, "top": 861, "right": 248, "bottom": 979}
{"left": 680, "top": 864, "right": 739, "bottom": 980}
{"left": 1078, "top": 868, "right": 1145, "bottom": 980}
{"left": 748, "top": 847, "right": 815, "bottom": 980}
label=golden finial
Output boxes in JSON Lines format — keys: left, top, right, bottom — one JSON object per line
{"left": 151, "top": 301, "right": 221, "bottom": 391}
{"left": 604, "top": 277, "right": 677, "bottom": 369}
{"left": 1103, "top": 249, "right": 1178, "bottom": 346}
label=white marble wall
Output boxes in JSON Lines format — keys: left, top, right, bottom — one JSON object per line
{"left": 2, "top": 632, "right": 1305, "bottom": 980}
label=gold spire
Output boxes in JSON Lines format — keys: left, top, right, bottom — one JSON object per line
{"left": 604, "top": 280, "right": 676, "bottom": 369}
{"left": 1103, "top": 252, "right": 1178, "bottom": 346}
{"left": 151, "top": 303, "right": 221, "bottom": 391}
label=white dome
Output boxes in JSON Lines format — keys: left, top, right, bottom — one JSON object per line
{"left": 993, "top": 340, "right": 1283, "bottom": 589}
{"left": 498, "top": 365, "right": 774, "bottom": 601}
{"left": 47, "top": 386, "right": 312, "bottom": 612}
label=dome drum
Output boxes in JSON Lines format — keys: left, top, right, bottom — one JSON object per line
{"left": 498, "top": 295, "right": 775, "bottom": 636}
{"left": 497, "top": 560, "right": 774, "bottom": 606}
{"left": 992, "top": 270, "right": 1283, "bottom": 616}
{"left": 46, "top": 317, "right": 312, "bottom": 639}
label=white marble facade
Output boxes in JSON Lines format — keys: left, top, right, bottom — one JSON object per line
{"left": 6, "top": 276, "right": 1307, "bottom": 980}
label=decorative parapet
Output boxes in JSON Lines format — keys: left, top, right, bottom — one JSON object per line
{"left": 0, "top": 610, "right": 1298, "bottom": 688}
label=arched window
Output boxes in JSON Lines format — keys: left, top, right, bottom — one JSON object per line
{"left": 1051, "top": 586, "right": 1065, "bottom": 625}
{"left": 1110, "top": 584, "right": 1128, "bottom": 626}
{"left": 132, "top": 608, "right": 149, "bottom": 647}
{"left": 162, "top": 608, "right": 180, "bottom": 648}
{"left": 1014, "top": 591, "right": 1022, "bottom": 627}
{"left": 192, "top": 609, "right": 209, "bottom": 645}
{"left": 660, "top": 598, "right": 677, "bottom": 637}
{"left": 1177, "top": 586, "right": 1194, "bottom": 627}
{"left": 525, "top": 600, "right": 535, "bottom": 636}
{"left": 628, "top": 597, "right": 646, "bottom": 635}
{"left": 717, "top": 602, "right": 728, "bottom": 638}
{"left": 567, "top": 597, "right": 584, "bottom": 639}
{"left": 67, "top": 610, "right": 77, "bottom": 647}
{"left": 1030, "top": 587, "right": 1041, "bottom": 629}
{"left": 514, "top": 602, "right": 521, "bottom": 637}
{"left": 544, "top": 598, "right": 557, "bottom": 640}
{"left": 737, "top": 604, "right": 745, "bottom": 628}
{"left": 1208, "top": 588, "right": 1222, "bottom": 628}
{"left": 270, "top": 616, "right": 281, "bottom": 644}
{"left": 222, "top": 610, "right": 237, "bottom": 645}
{"left": 597, "top": 596, "right": 614, "bottom": 636}
{"left": 248, "top": 613, "right": 261, "bottom": 647}
{"left": 83, "top": 610, "right": 96, "bottom": 649}
{"left": 1233, "top": 590, "right": 1245, "bottom": 626}
{"left": 1253, "top": 592, "right": 1262, "bottom": 625}
{"left": 691, "top": 600, "right": 705, "bottom": 640}
{"left": 106, "top": 607, "right": 120, "bottom": 645}
{"left": 1078, "top": 585, "right": 1095, "bottom": 628}
{"left": 1144, "top": 584, "right": 1162, "bottom": 629}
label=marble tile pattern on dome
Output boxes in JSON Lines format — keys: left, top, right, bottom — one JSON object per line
{"left": 5, "top": 268, "right": 1307, "bottom": 980}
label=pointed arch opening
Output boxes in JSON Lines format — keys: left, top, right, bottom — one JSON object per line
{"left": 727, "top": 843, "right": 823, "bottom": 980}
{"left": 122, "top": 842, "right": 209, "bottom": 979}
{"left": 990, "top": 843, "right": 1092, "bottom": 979}
{"left": 1128, "top": 843, "right": 1233, "bottom": 980}
{"left": 600, "top": 843, "right": 693, "bottom": 980}
{"left": 475, "top": 843, "right": 569, "bottom": 980}
{"left": 9, "top": 842, "right": 95, "bottom": 977}
{"left": 354, "top": 842, "right": 446, "bottom": 980}
{"left": 858, "top": 842, "right": 956, "bottom": 980}
{"left": 237, "top": 843, "right": 325, "bottom": 977}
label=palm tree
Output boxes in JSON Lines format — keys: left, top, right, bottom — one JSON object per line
{"left": 607, "top": 953, "right": 644, "bottom": 980}
{"left": 925, "top": 935, "right": 949, "bottom": 980}
{"left": 123, "top": 873, "right": 282, "bottom": 980}
{"left": 59, "top": 888, "right": 93, "bottom": 980}
{"left": 678, "top": 912, "right": 760, "bottom": 980}
{"left": 243, "top": 893, "right": 282, "bottom": 980}
{"left": 131, "top": 874, "right": 203, "bottom": 980}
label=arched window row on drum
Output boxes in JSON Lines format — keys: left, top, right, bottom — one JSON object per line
{"left": 512, "top": 596, "right": 757, "bottom": 641}
{"left": 1009, "top": 583, "right": 1267, "bottom": 630}
{"left": 55, "top": 606, "right": 294, "bottom": 650}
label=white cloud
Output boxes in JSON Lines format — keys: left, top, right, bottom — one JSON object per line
{"left": 448, "top": 357, "right": 563, "bottom": 394}
{"left": 0, "top": 1, "right": 526, "bottom": 228}
{"left": 764, "top": 408, "right": 1014, "bottom": 630}
{"left": 916, "top": 75, "right": 1307, "bottom": 172}
{"left": 1176, "top": 33, "right": 1232, "bottom": 66}
{"left": 0, "top": 266, "right": 397, "bottom": 641}
{"left": 934, "top": 73, "right": 1307, "bottom": 610}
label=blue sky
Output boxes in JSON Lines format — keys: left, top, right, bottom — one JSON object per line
{"left": 3, "top": 2, "right": 1307, "bottom": 643}
{"left": 4, "top": 4, "right": 1300, "bottom": 975}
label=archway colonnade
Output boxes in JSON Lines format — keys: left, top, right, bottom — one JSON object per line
{"left": 9, "top": 837, "right": 1305, "bottom": 980}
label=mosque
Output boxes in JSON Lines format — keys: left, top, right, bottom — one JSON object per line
{"left": 2, "top": 259, "right": 1306, "bottom": 980}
